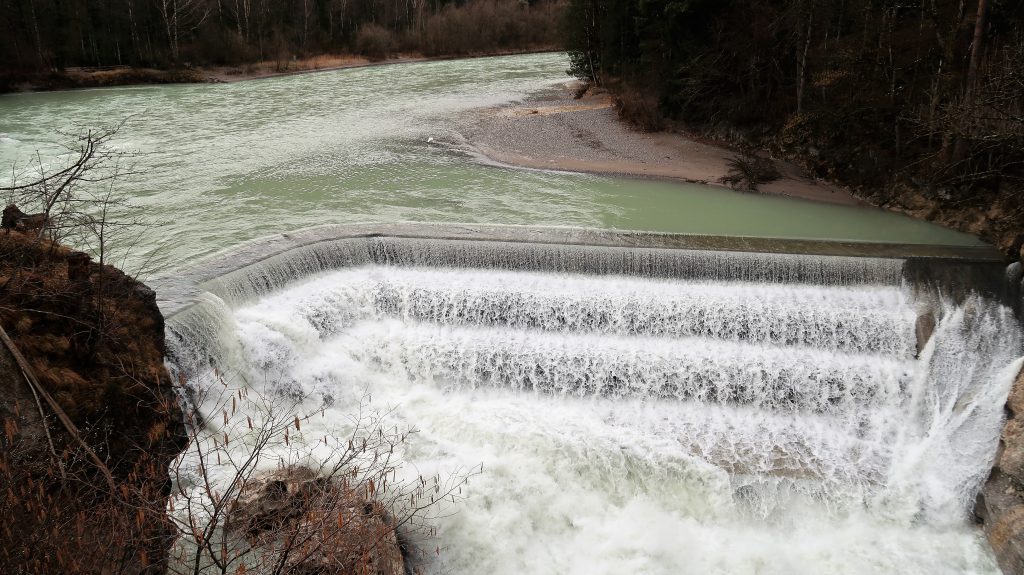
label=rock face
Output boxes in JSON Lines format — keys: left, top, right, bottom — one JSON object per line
{"left": 915, "top": 312, "right": 936, "bottom": 356}
{"left": 228, "top": 466, "right": 405, "bottom": 575}
{"left": 977, "top": 369, "right": 1024, "bottom": 575}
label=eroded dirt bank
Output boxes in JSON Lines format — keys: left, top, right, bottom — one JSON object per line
{"left": 0, "top": 229, "right": 186, "bottom": 574}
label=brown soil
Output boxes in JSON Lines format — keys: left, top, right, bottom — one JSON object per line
{"left": 0, "top": 229, "right": 185, "bottom": 574}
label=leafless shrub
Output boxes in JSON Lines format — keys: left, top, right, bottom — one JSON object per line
{"left": 0, "top": 355, "right": 183, "bottom": 575}
{"left": 165, "top": 370, "right": 477, "bottom": 575}
{"left": 413, "top": 0, "right": 564, "bottom": 57}
{"left": 1, "top": 122, "right": 145, "bottom": 263}
{"left": 719, "top": 151, "right": 782, "bottom": 192}
{"left": 613, "top": 87, "right": 664, "bottom": 132}
{"left": 1, "top": 125, "right": 176, "bottom": 574}
{"left": 355, "top": 24, "right": 396, "bottom": 62}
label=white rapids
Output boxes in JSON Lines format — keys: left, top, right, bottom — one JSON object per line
{"left": 171, "top": 257, "right": 1022, "bottom": 575}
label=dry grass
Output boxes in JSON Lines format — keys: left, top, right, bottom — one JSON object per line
{"left": 216, "top": 54, "right": 373, "bottom": 79}
{"left": 0, "top": 231, "right": 170, "bottom": 424}
{"left": 0, "top": 229, "right": 184, "bottom": 574}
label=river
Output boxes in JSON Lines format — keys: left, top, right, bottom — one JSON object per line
{"left": 0, "top": 53, "right": 982, "bottom": 276}
{"left": 0, "top": 54, "right": 1016, "bottom": 575}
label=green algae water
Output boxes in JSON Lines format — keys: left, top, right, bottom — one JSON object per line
{"left": 0, "top": 53, "right": 983, "bottom": 275}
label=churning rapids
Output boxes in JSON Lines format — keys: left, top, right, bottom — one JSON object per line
{"left": 165, "top": 229, "right": 1023, "bottom": 575}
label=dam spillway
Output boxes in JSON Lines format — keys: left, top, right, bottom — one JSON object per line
{"left": 161, "top": 224, "right": 1022, "bottom": 575}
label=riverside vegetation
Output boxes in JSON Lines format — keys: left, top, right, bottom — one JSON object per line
{"left": 0, "top": 0, "right": 566, "bottom": 91}
{"left": 0, "top": 126, "right": 187, "bottom": 572}
{"left": 0, "top": 225, "right": 185, "bottom": 574}
{"left": 563, "top": 0, "right": 1024, "bottom": 256}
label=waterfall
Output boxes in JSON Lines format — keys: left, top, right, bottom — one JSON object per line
{"left": 164, "top": 227, "right": 1021, "bottom": 575}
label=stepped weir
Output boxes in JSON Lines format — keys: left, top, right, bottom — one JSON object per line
{"left": 159, "top": 223, "right": 1022, "bottom": 575}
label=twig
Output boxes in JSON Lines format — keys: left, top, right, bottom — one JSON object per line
{"left": 0, "top": 323, "right": 116, "bottom": 491}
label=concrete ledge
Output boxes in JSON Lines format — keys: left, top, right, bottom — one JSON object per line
{"left": 180, "top": 222, "right": 1003, "bottom": 281}
{"left": 155, "top": 222, "right": 1005, "bottom": 319}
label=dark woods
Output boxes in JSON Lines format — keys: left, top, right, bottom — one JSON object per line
{"left": 566, "top": 0, "right": 1024, "bottom": 249}
{"left": 0, "top": 0, "right": 564, "bottom": 71}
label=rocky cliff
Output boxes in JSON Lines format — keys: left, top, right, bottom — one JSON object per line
{"left": 0, "top": 229, "right": 185, "bottom": 574}
{"left": 978, "top": 369, "right": 1024, "bottom": 574}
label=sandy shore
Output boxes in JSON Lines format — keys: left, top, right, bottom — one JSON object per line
{"left": 464, "top": 83, "right": 864, "bottom": 207}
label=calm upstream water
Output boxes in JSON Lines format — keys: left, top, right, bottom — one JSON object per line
{"left": 3, "top": 54, "right": 1016, "bottom": 575}
{"left": 0, "top": 53, "right": 982, "bottom": 276}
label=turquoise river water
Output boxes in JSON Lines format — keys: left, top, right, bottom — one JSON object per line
{"left": 0, "top": 53, "right": 982, "bottom": 275}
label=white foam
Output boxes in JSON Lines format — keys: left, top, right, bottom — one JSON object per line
{"left": 171, "top": 263, "right": 1020, "bottom": 574}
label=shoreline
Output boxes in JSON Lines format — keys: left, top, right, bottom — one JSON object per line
{"left": 463, "top": 81, "right": 1021, "bottom": 257}
{"left": 1, "top": 48, "right": 560, "bottom": 94}
{"left": 463, "top": 83, "right": 866, "bottom": 208}
{"left": 206, "top": 47, "right": 559, "bottom": 84}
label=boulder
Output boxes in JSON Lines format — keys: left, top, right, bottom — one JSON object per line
{"left": 1, "top": 204, "right": 24, "bottom": 229}
{"left": 1002, "top": 418, "right": 1024, "bottom": 484}
{"left": 915, "top": 312, "right": 936, "bottom": 356}
{"left": 228, "top": 466, "right": 404, "bottom": 575}
{"left": 1, "top": 204, "right": 49, "bottom": 233}
{"left": 978, "top": 368, "right": 1024, "bottom": 575}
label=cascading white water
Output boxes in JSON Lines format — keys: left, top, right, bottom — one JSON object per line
{"left": 166, "top": 238, "right": 1022, "bottom": 575}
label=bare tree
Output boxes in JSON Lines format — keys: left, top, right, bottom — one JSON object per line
{"left": 2, "top": 122, "right": 134, "bottom": 244}
{"left": 2, "top": 123, "right": 155, "bottom": 358}
{"left": 155, "top": 0, "right": 213, "bottom": 62}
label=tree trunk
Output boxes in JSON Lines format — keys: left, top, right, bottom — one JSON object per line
{"left": 797, "top": 11, "right": 813, "bottom": 115}
{"left": 964, "top": 0, "right": 988, "bottom": 108}
{"left": 27, "top": 0, "right": 45, "bottom": 67}
{"left": 586, "top": 0, "right": 600, "bottom": 85}
{"left": 952, "top": 0, "right": 989, "bottom": 164}
{"left": 129, "top": 0, "right": 144, "bottom": 64}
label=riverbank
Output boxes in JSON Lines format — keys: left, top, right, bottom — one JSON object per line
{"left": 206, "top": 47, "right": 559, "bottom": 84}
{"left": 464, "top": 82, "right": 865, "bottom": 207}
{"left": 0, "top": 229, "right": 186, "bottom": 573}
{"left": 466, "top": 80, "right": 1023, "bottom": 257}
{"left": 0, "top": 48, "right": 558, "bottom": 94}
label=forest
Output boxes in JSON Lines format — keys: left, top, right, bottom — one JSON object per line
{"left": 564, "top": 0, "right": 1024, "bottom": 250}
{"left": 0, "top": 0, "right": 564, "bottom": 72}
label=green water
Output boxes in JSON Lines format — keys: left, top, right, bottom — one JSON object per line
{"left": 0, "top": 53, "right": 983, "bottom": 274}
